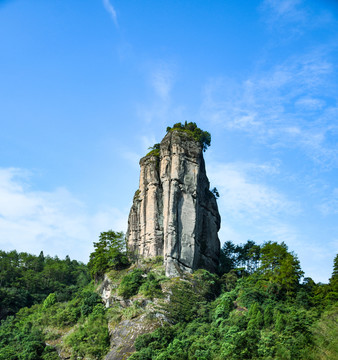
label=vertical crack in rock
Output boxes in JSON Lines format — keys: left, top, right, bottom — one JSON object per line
{"left": 126, "top": 130, "right": 221, "bottom": 277}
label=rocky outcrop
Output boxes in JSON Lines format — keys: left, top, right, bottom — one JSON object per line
{"left": 126, "top": 130, "right": 221, "bottom": 277}
{"left": 104, "top": 314, "right": 162, "bottom": 360}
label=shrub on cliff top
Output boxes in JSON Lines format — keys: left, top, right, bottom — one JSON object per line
{"left": 166, "top": 121, "right": 211, "bottom": 151}
{"left": 146, "top": 143, "right": 160, "bottom": 157}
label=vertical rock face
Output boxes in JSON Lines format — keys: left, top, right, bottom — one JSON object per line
{"left": 126, "top": 130, "right": 221, "bottom": 277}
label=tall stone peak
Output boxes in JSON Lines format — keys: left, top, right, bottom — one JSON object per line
{"left": 126, "top": 127, "right": 221, "bottom": 277}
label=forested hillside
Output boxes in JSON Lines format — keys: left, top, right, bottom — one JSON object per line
{"left": 0, "top": 237, "right": 337, "bottom": 360}
{"left": 0, "top": 250, "right": 90, "bottom": 320}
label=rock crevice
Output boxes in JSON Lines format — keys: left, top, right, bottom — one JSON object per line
{"left": 126, "top": 130, "right": 221, "bottom": 277}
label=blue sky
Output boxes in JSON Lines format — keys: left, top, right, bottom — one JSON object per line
{"left": 0, "top": 0, "right": 337, "bottom": 283}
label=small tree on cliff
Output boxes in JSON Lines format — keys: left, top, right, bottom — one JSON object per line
{"left": 88, "top": 231, "right": 129, "bottom": 281}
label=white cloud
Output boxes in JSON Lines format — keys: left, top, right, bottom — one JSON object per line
{"left": 294, "top": 240, "right": 338, "bottom": 283}
{"left": 260, "top": 221, "right": 300, "bottom": 245}
{"left": 207, "top": 160, "right": 300, "bottom": 244}
{"left": 201, "top": 48, "right": 338, "bottom": 165}
{"left": 260, "top": 0, "right": 309, "bottom": 37}
{"left": 121, "top": 151, "right": 142, "bottom": 169}
{"left": 140, "top": 134, "right": 157, "bottom": 150}
{"left": 206, "top": 161, "right": 337, "bottom": 282}
{"left": 136, "top": 61, "right": 185, "bottom": 125}
{"left": 103, "top": 0, "right": 118, "bottom": 28}
{"left": 207, "top": 161, "right": 299, "bottom": 220}
{"left": 120, "top": 134, "right": 158, "bottom": 169}
{"left": 295, "top": 97, "right": 325, "bottom": 111}
{"left": 319, "top": 188, "right": 338, "bottom": 215}
{"left": 0, "top": 168, "right": 128, "bottom": 262}
{"left": 218, "top": 223, "right": 244, "bottom": 244}
{"left": 150, "top": 63, "right": 175, "bottom": 101}
{"left": 261, "top": 0, "right": 335, "bottom": 34}
{"left": 262, "top": 0, "right": 305, "bottom": 20}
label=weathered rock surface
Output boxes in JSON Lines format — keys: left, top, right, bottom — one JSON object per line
{"left": 97, "top": 271, "right": 167, "bottom": 360}
{"left": 104, "top": 314, "right": 162, "bottom": 360}
{"left": 126, "top": 130, "right": 221, "bottom": 277}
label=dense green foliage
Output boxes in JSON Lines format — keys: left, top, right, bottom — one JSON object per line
{"left": 88, "top": 230, "right": 129, "bottom": 281}
{"left": 0, "top": 316, "right": 49, "bottom": 360}
{"left": 118, "top": 267, "right": 165, "bottom": 299}
{"left": 145, "top": 122, "right": 211, "bottom": 157}
{"left": 118, "top": 268, "right": 145, "bottom": 298}
{"left": 166, "top": 122, "right": 211, "bottom": 151}
{"left": 0, "top": 284, "right": 110, "bottom": 360}
{"left": 130, "top": 243, "right": 338, "bottom": 360}
{"left": 219, "top": 240, "right": 261, "bottom": 275}
{"left": 0, "top": 239, "right": 336, "bottom": 360}
{"left": 64, "top": 306, "right": 109, "bottom": 359}
{"left": 0, "top": 250, "right": 90, "bottom": 320}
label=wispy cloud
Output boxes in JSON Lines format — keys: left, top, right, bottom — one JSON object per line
{"left": 140, "top": 134, "right": 157, "bottom": 150}
{"left": 264, "top": 0, "right": 302, "bottom": 15}
{"left": 136, "top": 61, "right": 185, "bottom": 125}
{"left": 150, "top": 63, "right": 175, "bottom": 101}
{"left": 319, "top": 188, "right": 338, "bottom": 215}
{"left": 294, "top": 240, "right": 338, "bottom": 283}
{"left": 207, "top": 160, "right": 300, "bottom": 256}
{"left": 103, "top": 0, "right": 118, "bottom": 28}
{"left": 201, "top": 47, "right": 338, "bottom": 166}
{"left": 208, "top": 161, "right": 300, "bottom": 220}
{"left": 120, "top": 134, "right": 158, "bottom": 168}
{"left": 259, "top": 0, "right": 320, "bottom": 38}
{"left": 0, "top": 168, "right": 128, "bottom": 262}
{"left": 261, "top": 0, "right": 306, "bottom": 22}
{"left": 121, "top": 151, "right": 141, "bottom": 169}
{"left": 206, "top": 160, "right": 337, "bottom": 282}
{"left": 200, "top": 1, "right": 338, "bottom": 168}
{"left": 262, "top": 0, "right": 336, "bottom": 28}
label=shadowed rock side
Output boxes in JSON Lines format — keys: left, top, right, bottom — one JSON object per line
{"left": 126, "top": 130, "right": 221, "bottom": 277}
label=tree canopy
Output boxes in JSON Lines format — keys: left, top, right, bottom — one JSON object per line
{"left": 259, "top": 241, "right": 304, "bottom": 296}
{"left": 0, "top": 250, "right": 89, "bottom": 320}
{"left": 87, "top": 230, "right": 129, "bottom": 281}
{"left": 219, "top": 240, "right": 304, "bottom": 297}
{"left": 0, "top": 242, "right": 337, "bottom": 360}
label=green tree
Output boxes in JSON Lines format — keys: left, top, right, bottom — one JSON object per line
{"left": 329, "top": 253, "right": 338, "bottom": 292}
{"left": 88, "top": 230, "right": 129, "bottom": 281}
{"left": 219, "top": 240, "right": 261, "bottom": 276}
{"left": 236, "top": 240, "right": 261, "bottom": 273}
{"left": 219, "top": 241, "right": 237, "bottom": 274}
{"left": 259, "top": 242, "right": 303, "bottom": 296}
{"left": 263, "top": 303, "right": 274, "bottom": 326}
{"left": 0, "top": 250, "right": 89, "bottom": 319}
{"left": 42, "top": 293, "right": 56, "bottom": 310}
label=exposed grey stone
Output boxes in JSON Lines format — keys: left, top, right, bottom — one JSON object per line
{"left": 104, "top": 314, "right": 161, "bottom": 360}
{"left": 126, "top": 130, "right": 221, "bottom": 277}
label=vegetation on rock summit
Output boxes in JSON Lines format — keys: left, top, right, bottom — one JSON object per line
{"left": 146, "top": 121, "right": 211, "bottom": 157}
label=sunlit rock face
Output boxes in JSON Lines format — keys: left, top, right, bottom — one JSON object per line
{"left": 126, "top": 130, "right": 221, "bottom": 277}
